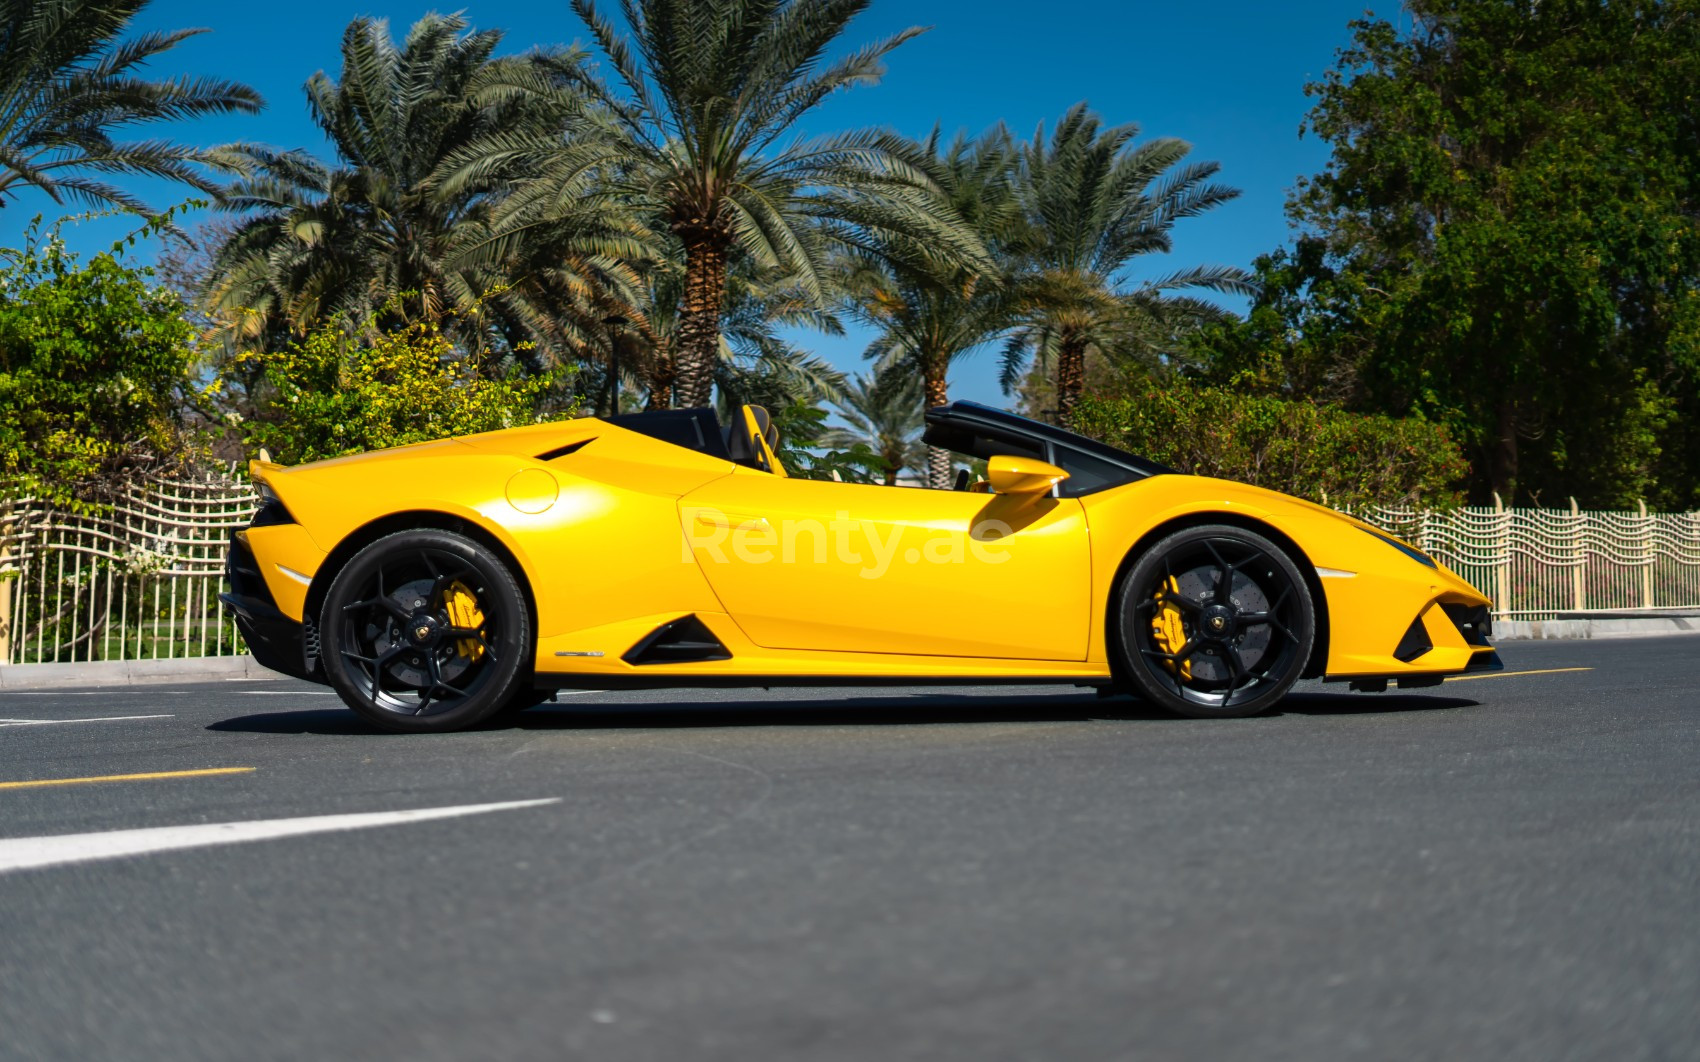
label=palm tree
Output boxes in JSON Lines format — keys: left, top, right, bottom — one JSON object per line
{"left": 530, "top": 0, "right": 985, "bottom": 408}
{"left": 0, "top": 0, "right": 261, "bottom": 212}
{"left": 840, "top": 128, "right": 1015, "bottom": 487}
{"left": 1002, "top": 104, "right": 1253, "bottom": 418}
{"left": 822, "top": 370, "right": 927, "bottom": 485}
{"left": 711, "top": 271, "right": 847, "bottom": 412}
{"left": 204, "top": 14, "right": 646, "bottom": 362}
{"left": 599, "top": 255, "right": 846, "bottom": 411}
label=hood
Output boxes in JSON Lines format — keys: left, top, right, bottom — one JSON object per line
{"left": 1183, "top": 474, "right": 1427, "bottom": 546}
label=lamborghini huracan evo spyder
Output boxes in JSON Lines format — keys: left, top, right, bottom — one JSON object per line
{"left": 221, "top": 401, "right": 1501, "bottom": 733}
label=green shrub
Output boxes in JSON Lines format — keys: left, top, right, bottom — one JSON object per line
{"left": 1070, "top": 386, "right": 1467, "bottom": 509}
{"left": 226, "top": 313, "right": 577, "bottom": 466}
{"left": 0, "top": 223, "right": 198, "bottom": 506}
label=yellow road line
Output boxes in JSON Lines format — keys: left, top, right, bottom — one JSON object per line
{"left": 1447, "top": 667, "right": 1593, "bottom": 683}
{"left": 0, "top": 767, "right": 255, "bottom": 791}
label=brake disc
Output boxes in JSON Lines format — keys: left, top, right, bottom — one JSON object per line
{"left": 1158, "top": 564, "right": 1274, "bottom": 686}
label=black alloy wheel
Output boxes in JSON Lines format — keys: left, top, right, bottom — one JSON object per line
{"left": 321, "top": 529, "right": 530, "bottom": 733}
{"left": 1116, "top": 524, "right": 1315, "bottom": 718}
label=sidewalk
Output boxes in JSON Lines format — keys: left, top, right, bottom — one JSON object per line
{"left": 0, "top": 654, "right": 269, "bottom": 690}
{"left": 1497, "top": 610, "right": 1700, "bottom": 640}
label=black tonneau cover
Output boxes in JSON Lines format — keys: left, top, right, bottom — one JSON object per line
{"left": 605, "top": 407, "right": 731, "bottom": 460}
{"left": 924, "top": 401, "right": 1174, "bottom": 478}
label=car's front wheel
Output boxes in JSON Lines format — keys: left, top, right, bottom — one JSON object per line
{"left": 1115, "top": 524, "right": 1315, "bottom": 719}
{"left": 320, "top": 529, "right": 530, "bottom": 733}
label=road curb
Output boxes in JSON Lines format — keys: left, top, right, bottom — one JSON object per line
{"left": 0, "top": 655, "right": 269, "bottom": 690}
{"left": 1497, "top": 615, "right": 1700, "bottom": 640}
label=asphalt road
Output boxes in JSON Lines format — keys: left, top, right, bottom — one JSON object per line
{"left": 0, "top": 638, "right": 1695, "bottom": 1062}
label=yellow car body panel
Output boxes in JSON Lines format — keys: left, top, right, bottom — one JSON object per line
{"left": 678, "top": 468, "right": 1091, "bottom": 658}
{"left": 237, "top": 523, "right": 327, "bottom": 622}
{"left": 228, "top": 403, "right": 1496, "bottom": 693}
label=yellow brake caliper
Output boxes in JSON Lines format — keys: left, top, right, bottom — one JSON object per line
{"left": 1151, "top": 576, "right": 1193, "bottom": 682}
{"left": 444, "top": 580, "right": 486, "bottom": 661}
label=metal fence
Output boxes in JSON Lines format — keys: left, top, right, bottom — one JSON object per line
{"left": 1359, "top": 500, "right": 1700, "bottom": 618}
{"left": 2, "top": 478, "right": 1699, "bottom": 665}
{"left": 0, "top": 475, "right": 258, "bottom": 666}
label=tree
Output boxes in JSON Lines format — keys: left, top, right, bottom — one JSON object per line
{"left": 0, "top": 0, "right": 260, "bottom": 213}
{"left": 0, "top": 218, "right": 197, "bottom": 505}
{"left": 841, "top": 128, "right": 1014, "bottom": 487}
{"left": 1070, "top": 387, "right": 1467, "bottom": 509}
{"left": 659, "top": 256, "right": 847, "bottom": 412}
{"left": 767, "top": 401, "right": 887, "bottom": 483}
{"left": 822, "top": 370, "right": 927, "bottom": 485}
{"left": 204, "top": 14, "right": 645, "bottom": 363}
{"left": 227, "top": 311, "right": 575, "bottom": 467}
{"left": 1002, "top": 104, "right": 1251, "bottom": 418}
{"left": 544, "top": 0, "right": 985, "bottom": 407}
{"left": 1202, "top": 0, "right": 1700, "bottom": 508}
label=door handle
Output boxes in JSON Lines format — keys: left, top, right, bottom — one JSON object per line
{"left": 691, "top": 511, "right": 769, "bottom": 532}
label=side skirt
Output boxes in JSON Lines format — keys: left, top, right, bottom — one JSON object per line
{"left": 532, "top": 673, "right": 1117, "bottom": 692}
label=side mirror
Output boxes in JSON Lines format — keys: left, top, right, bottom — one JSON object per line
{"left": 986, "top": 455, "right": 1068, "bottom": 495}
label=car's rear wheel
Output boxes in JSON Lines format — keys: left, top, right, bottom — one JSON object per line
{"left": 320, "top": 529, "right": 530, "bottom": 733}
{"left": 1115, "top": 524, "right": 1314, "bottom": 719}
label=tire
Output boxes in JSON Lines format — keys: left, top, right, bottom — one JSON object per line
{"left": 320, "top": 529, "right": 531, "bottom": 733}
{"left": 486, "top": 687, "right": 556, "bottom": 723}
{"left": 1114, "top": 524, "right": 1315, "bottom": 719}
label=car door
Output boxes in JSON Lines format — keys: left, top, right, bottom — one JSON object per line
{"left": 677, "top": 469, "right": 1090, "bottom": 660}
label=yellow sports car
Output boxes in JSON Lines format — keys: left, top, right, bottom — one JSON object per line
{"left": 222, "top": 401, "right": 1500, "bottom": 732}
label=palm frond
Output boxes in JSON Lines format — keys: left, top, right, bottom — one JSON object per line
{"left": 0, "top": 0, "right": 261, "bottom": 212}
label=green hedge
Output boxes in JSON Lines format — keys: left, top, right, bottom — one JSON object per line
{"left": 227, "top": 314, "right": 575, "bottom": 467}
{"left": 1070, "top": 387, "right": 1467, "bottom": 509}
{"left": 1, "top": 227, "right": 196, "bottom": 506}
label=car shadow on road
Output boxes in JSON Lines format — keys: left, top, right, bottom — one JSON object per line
{"left": 1276, "top": 691, "right": 1479, "bottom": 716}
{"left": 207, "top": 709, "right": 389, "bottom": 735}
{"left": 206, "top": 689, "right": 1478, "bottom": 735}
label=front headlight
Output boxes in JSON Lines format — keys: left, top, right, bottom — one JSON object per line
{"left": 250, "top": 480, "right": 295, "bottom": 528}
{"left": 1360, "top": 526, "right": 1436, "bottom": 569}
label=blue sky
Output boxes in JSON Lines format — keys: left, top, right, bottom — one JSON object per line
{"left": 2, "top": 0, "right": 1381, "bottom": 406}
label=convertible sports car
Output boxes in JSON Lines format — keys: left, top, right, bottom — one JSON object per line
{"left": 222, "top": 401, "right": 1501, "bottom": 732}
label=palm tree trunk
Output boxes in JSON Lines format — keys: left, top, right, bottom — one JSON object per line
{"left": 1055, "top": 335, "right": 1087, "bottom": 421}
{"left": 1490, "top": 399, "right": 1519, "bottom": 502}
{"left": 674, "top": 235, "right": 729, "bottom": 409}
{"left": 923, "top": 364, "right": 951, "bottom": 490}
{"left": 646, "top": 339, "right": 674, "bottom": 410}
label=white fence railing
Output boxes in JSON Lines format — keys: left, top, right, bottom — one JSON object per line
{"left": 1358, "top": 500, "right": 1700, "bottom": 618}
{"left": 1, "top": 475, "right": 258, "bottom": 666}
{"left": 2, "top": 477, "right": 1698, "bottom": 666}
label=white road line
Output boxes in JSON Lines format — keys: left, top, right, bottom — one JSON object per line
{"left": 0, "top": 798, "right": 561, "bottom": 875}
{"left": 0, "top": 715, "right": 173, "bottom": 727}
{"left": 241, "top": 691, "right": 339, "bottom": 696}
{"left": 3, "top": 691, "right": 125, "bottom": 696}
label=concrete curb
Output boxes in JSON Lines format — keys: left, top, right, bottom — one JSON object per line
{"left": 0, "top": 654, "right": 272, "bottom": 690}
{"left": 1497, "top": 616, "right": 1700, "bottom": 640}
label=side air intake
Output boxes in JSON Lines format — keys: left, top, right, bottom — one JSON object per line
{"left": 536, "top": 438, "right": 594, "bottom": 462}
{"left": 623, "top": 615, "right": 732, "bottom": 665}
{"left": 1393, "top": 613, "right": 1433, "bottom": 663}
